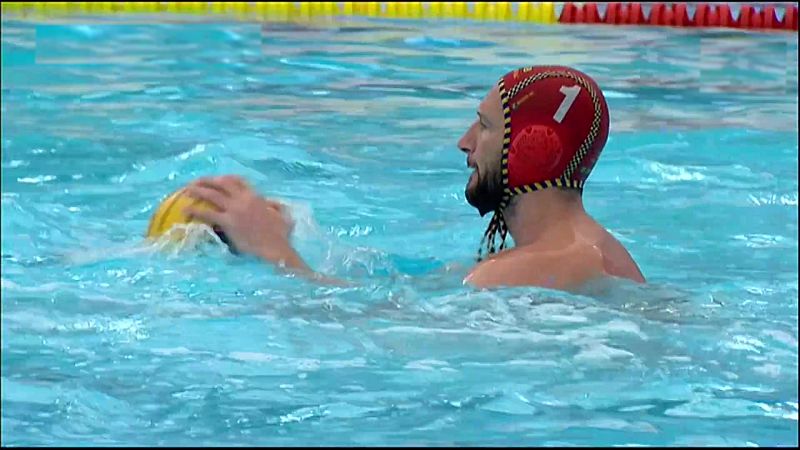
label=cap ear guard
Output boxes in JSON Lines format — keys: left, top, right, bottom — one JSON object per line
{"left": 508, "top": 124, "right": 564, "bottom": 183}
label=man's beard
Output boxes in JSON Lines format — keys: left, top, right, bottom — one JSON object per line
{"left": 465, "top": 168, "right": 504, "bottom": 217}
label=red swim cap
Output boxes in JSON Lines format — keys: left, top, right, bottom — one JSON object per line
{"left": 500, "top": 65, "right": 609, "bottom": 198}
{"left": 479, "top": 66, "right": 610, "bottom": 259}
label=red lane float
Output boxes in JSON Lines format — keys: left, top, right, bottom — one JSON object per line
{"left": 558, "top": 2, "right": 799, "bottom": 31}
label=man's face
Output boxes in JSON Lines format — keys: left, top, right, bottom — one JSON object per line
{"left": 457, "top": 85, "right": 505, "bottom": 216}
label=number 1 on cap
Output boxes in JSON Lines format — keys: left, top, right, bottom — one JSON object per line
{"left": 554, "top": 85, "right": 580, "bottom": 124}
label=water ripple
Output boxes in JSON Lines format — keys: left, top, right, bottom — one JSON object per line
{"left": 2, "top": 15, "right": 797, "bottom": 448}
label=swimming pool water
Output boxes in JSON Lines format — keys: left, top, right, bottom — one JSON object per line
{"left": 1, "top": 16, "right": 798, "bottom": 446}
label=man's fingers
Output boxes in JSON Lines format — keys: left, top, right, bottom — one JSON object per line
{"left": 222, "top": 175, "right": 248, "bottom": 192}
{"left": 191, "top": 175, "right": 249, "bottom": 197}
{"left": 191, "top": 177, "right": 235, "bottom": 197}
{"left": 216, "top": 175, "right": 247, "bottom": 196}
{"left": 263, "top": 199, "right": 284, "bottom": 212}
{"left": 185, "top": 185, "right": 228, "bottom": 211}
{"left": 184, "top": 205, "right": 226, "bottom": 227}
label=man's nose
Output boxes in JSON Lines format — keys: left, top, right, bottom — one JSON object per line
{"left": 457, "top": 123, "right": 477, "bottom": 154}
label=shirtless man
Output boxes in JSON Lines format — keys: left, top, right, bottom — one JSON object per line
{"left": 184, "top": 65, "right": 645, "bottom": 291}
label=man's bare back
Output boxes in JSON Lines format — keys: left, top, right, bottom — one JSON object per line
{"left": 465, "top": 212, "right": 645, "bottom": 291}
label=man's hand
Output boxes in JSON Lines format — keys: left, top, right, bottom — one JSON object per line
{"left": 183, "top": 175, "right": 308, "bottom": 271}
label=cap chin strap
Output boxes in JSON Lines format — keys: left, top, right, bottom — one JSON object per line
{"left": 477, "top": 208, "right": 508, "bottom": 262}
{"left": 477, "top": 177, "right": 585, "bottom": 262}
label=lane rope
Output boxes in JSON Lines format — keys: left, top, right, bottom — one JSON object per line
{"left": 1, "top": 3, "right": 796, "bottom": 31}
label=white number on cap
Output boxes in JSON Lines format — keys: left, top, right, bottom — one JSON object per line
{"left": 553, "top": 85, "right": 581, "bottom": 124}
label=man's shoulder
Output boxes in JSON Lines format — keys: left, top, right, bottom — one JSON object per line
{"left": 465, "top": 244, "right": 605, "bottom": 290}
{"left": 597, "top": 233, "right": 646, "bottom": 283}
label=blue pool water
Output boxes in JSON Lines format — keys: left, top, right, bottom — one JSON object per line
{"left": 1, "top": 15, "right": 798, "bottom": 446}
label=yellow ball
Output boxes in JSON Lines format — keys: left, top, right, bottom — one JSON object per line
{"left": 145, "top": 188, "right": 217, "bottom": 240}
